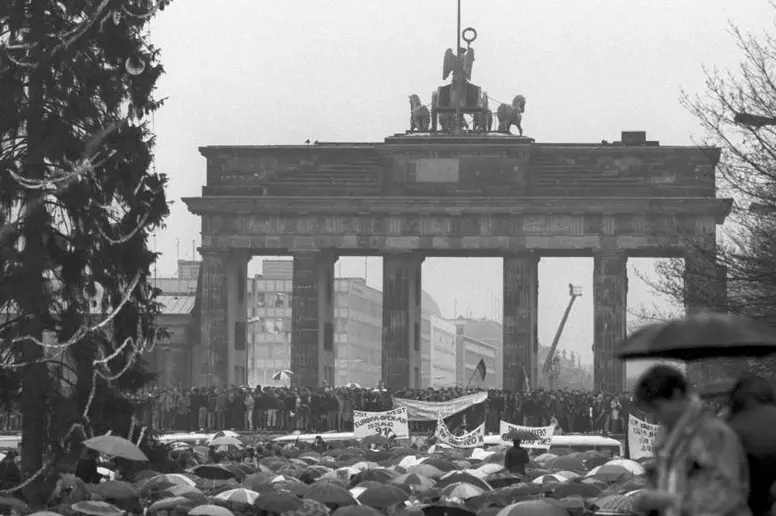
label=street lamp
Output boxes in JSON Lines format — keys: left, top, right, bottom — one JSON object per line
{"left": 734, "top": 112, "right": 776, "bottom": 128}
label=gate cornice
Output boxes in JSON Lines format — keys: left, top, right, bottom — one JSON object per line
{"left": 183, "top": 196, "right": 732, "bottom": 223}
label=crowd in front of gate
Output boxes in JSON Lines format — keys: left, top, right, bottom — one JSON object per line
{"left": 125, "top": 386, "right": 642, "bottom": 435}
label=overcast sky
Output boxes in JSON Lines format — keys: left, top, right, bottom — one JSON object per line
{"left": 147, "top": 1, "right": 773, "bottom": 367}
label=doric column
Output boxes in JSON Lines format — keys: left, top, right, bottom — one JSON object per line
{"left": 291, "top": 252, "right": 337, "bottom": 388}
{"left": 382, "top": 253, "right": 424, "bottom": 390}
{"left": 199, "top": 250, "right": 228, "bottom": 387}
{"left": 225, "top": 250, "right": 250, "bottom": 385}
{"left": 502, "top": 252, "right": 539, "bottom": 392}
{"left": 593, "top": 249, "right": 627, "bottom": 393}
{"left": 684, "top": 238, "right": 726, "bottom": 383}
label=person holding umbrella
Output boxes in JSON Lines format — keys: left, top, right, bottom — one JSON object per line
{"left": 502, "top": 429, "right": 534, "bottom": 476}
{"left": 504, "top": 439, "right": 529, "bottom": 476}
{"left": 726, "top": 374, "right": 776, "bottom": 516}
{"left": 631, "top": 365, "right": 751, "bottom": 516}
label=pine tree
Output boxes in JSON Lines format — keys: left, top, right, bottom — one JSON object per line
{"left": 1, "top": 0, "right": 172, "bottom": 504}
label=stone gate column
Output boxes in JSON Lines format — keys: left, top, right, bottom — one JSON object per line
{"left": 502, "top": 252, "right": 539, "bottom": 392}
{"left": 199, "top": 249, "right": 229, "bottom": 387}
{"left": 291, "top": 252, "right": 337, "bottom": 388}
{"left": 593, "top": 249, "right": 627, "bottom": 393}
{"left": 684, "top": 239, "right": 727, "bottom": 383}
{"left": 382, "top": 253, "right": 424, "bottom": 390}
{"left": 225, "top": 250, "right": 250, "bottom": 385}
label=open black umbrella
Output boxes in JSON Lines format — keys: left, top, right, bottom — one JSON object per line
{"left": 615, "top": 312, "right": 776, "bottom": 360}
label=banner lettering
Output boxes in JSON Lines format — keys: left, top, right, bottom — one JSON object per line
{"left": 392, "top": 392, "right": 488, "bottom": 421}
{"left": 498, "top": 421, "right": 555, "bottom": 449}
{"left": 628, "top": 414, "right": 658, "bottom": 460}
{"left": 434, "top": 419, "right": 485, "bottom": 448}
{"left": 353, "top": 407, "right": 409, "bottom": 439}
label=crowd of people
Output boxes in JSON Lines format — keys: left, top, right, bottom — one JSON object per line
{"left": 126, "top": 386, "right": 637, "bottom": 435}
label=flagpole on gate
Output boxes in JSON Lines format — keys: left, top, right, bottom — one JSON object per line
{"left": 465, "top": 368, "right": 478, "bottom": 389}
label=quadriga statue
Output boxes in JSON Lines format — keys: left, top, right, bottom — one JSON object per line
{"left": 409, "top": 94, "right": 430, "bottom": 133}
{"left": 496, "top": 95, "right": 526, "bottom": 135}
{"left": 474, "top": 91, "right": 492, "bottom": 133}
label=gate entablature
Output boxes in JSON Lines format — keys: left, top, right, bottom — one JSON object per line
{"left": 184, "top": 195, "right": 731, "bottom": 259}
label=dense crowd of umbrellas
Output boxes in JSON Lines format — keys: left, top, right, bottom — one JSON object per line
{"left": 0, "top": 431, "right": 652, "bottom": 516}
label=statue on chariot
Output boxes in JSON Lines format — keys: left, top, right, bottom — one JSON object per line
{"left": 408, "top": 26, "right": 527, "bottom": 136}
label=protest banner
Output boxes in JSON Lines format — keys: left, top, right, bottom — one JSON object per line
{"left": 628, "top": 414, "right": 659, "bottom": 460}
{"left": 353, "top": 407, "right": 409, "bottom": 439}
{"left": 392, "top": 392, "right": 488, "bottom": 421}
{"left": 434, "top": 418, "right": 485, "bottom": 448}
{"left": 498, "top": 421, "right": 555, "bottom": 449}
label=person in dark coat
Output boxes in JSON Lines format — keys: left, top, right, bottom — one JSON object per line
{"left": 504, "top": 439, "right": 529, "bottom": 475}
{"left": 74, "top": 448, "right": 101, "bottom": 484}
{"left": 0, "top": 450, "right": 20, "bottom": 490}
{"left": 727, "top": 374, "right": 776, "bottom": 516}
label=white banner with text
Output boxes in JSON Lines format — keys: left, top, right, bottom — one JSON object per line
{"left": 628, "top": 414, "right": 659, "bottom": 460}
{"left": 434, "top": 418, "right": 485, "bottom": 448}
{"left": 392, "top": 392, "right": 488, "bottom": 421}
{"left": 499, "top": 421, "right": 556, "bottom": 449}
{"left": 353, "top": 407, "right": 409, "bottom": 439}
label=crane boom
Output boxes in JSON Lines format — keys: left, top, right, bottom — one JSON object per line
{"left": 543, "top": 284, "right": 582, "bottom": 376}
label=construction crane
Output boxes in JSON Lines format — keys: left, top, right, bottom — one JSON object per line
{"left": 543, "top": 284, "right": 583, "bottom": 388}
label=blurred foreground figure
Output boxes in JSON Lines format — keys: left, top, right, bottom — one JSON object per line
{"left": 726, "top": 374, "right": 776, "bottom": 516}
{"left": 632, "top": 365, "right": 751, "bottom": 516}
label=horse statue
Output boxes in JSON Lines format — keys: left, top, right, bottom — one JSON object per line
{"left": 474, "top": 91, "right": 492, "bottom": 133}
{"left": 496, "top": 95, "right": 527, "bottom": 135}
{"left": 409, "top": 94, "right": 430, "bottom": 133}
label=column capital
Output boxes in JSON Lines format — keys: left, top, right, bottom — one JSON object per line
{"left": 593, "top": 248, "right": 627, "bottom": 259}
{"left": 290, "top": 250, "right": 338, "bottom": 261}
{"left": 502, "top": 250, "right": 540, "bottom": 262}
{"left": 382, "top": 251, "right": 426, "bottom": 263}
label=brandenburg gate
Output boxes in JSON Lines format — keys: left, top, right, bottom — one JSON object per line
{"left": 184, "top": 33, "right": 731, "bottom": 393}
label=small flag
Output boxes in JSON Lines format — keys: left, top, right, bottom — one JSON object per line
{"left": 475, "top": 358, "right": 487, "bottom": 381}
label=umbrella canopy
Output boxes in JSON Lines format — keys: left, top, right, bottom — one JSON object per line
{"left": 586, "top": 464, "right": 632, "bottom": 482}
{"left": 142, "top": 473, "right": 197, "bottom": 492}
{"left": 304, "top": 482, "right": 358, "bottom": 506}
{"left": 616, "top": 312, "right": 776, "bottom": 360}
{"left": 407, "top": 464, "right": 444, "bottom": 478}
{"left": 484, "top": 471, "right": 523, "bottom": 489}
{"left": 273, "top": 369, "right": 294, "bottom": 381}
{"left": 214, "top": 488, "right": 259, "bottom": 505}
{"left": 393, "top": 473, "right": 436, "bottom": 490}
{"left": 83, "top": 436, "right": 148, "bottom": 461}
{"left": 495, "top": 500, "right": 568, "bottom": 516}
{"left": 420, "top": 505, "right": 476, "bottom": 516}
{"left": 163, "top": 485, "right": 203, "bottom": 497}
{"left": 254, "top": 491, "right": 304, "bottom": 513}
{"left": 188, "top": 464, "right": 238, "bottom": 480}
{"left": 604, "top": 459, "right": 645, "bottom": 476}
{"left": 333, "top": 506, "right": 383, "bottom": 516}
{"left": 343, "top": 383, "right": 362, "bottom": 389}
{"left": 437, "top": 472, "right": 491, "bottom": 491}
{"left": 148, "top": 497, "right": 195, "bottom": 512}
{"left": 189, "top": 505, "right": 235, "bottom": 516}
{"left": 592, "top": 494, "right": 637, "bottom": 515}
{"left": 546, "top": 482, "right": 603, "bottom": 499}
{"left": 0, "top": 497, "right": 29, "bottom": 513}
{"left": 441, "top": 482, "right": 485, "bottom": 499}
{"left": 546, "top": 456, "right": 585, "bottom": 473}
{"left": 356, "top": 484, "right": 409, "bottom": 507}
{"left": 71, "top": 501, "right": 124, "bottom": 516}
{"left": 90, "top": 481, "right": 138, "bottom": 500}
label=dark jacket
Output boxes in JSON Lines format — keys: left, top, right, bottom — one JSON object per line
{"left": 728, "top": 403, "right": 776, "bottom": 516}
